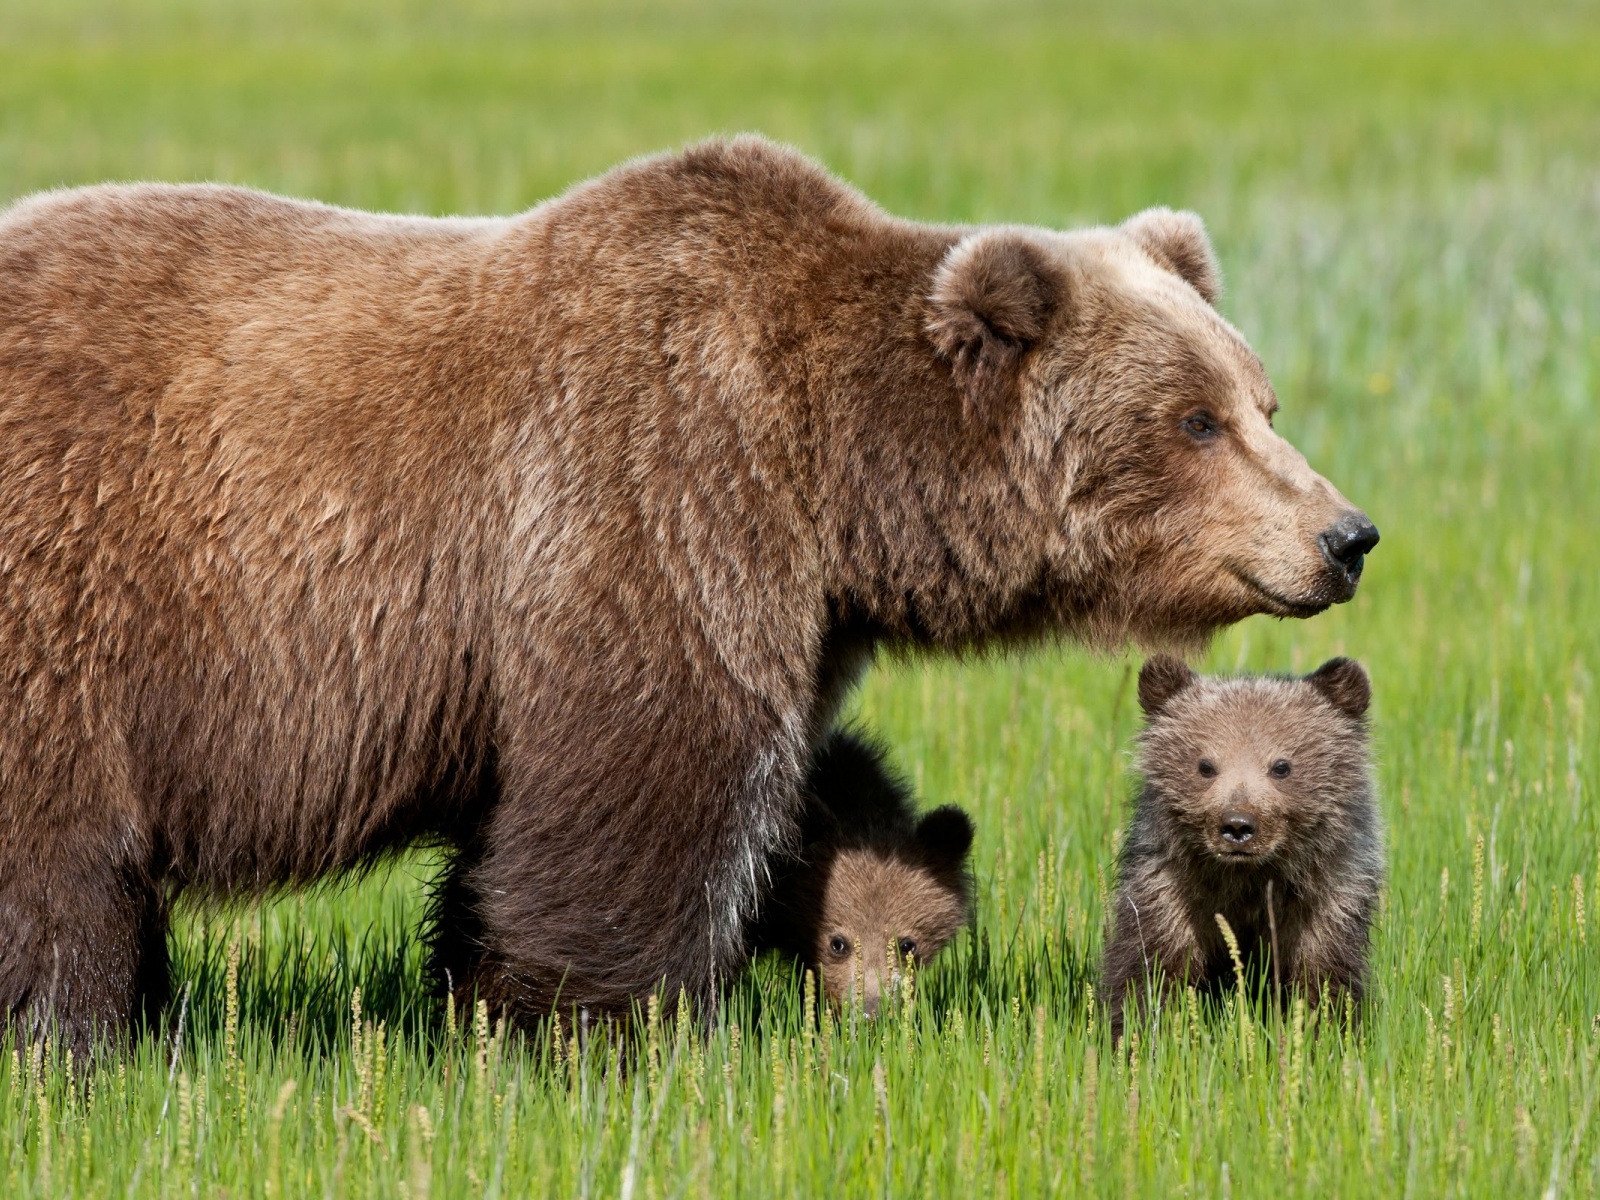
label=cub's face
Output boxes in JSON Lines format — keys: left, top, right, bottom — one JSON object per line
{"left": 807, "top": 806, "right": 974, "bottom": 1015}
{"left": 1135, "top": 655, "right": 1373, "bottom": 866}
{"left": 928, "top": 212, "right": 1377, "bottom": 649}
{"left": 812, "top": 851, "right": 967, "bottom": 1014}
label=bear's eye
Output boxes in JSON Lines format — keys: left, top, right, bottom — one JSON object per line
{"left": 828, "top": 935, "right": 850, "bottom": 958}
{"left": 1182, "top": 412, "right": 1220, "bottom": 440}
{"left": 1197, "top": 759, "right": 1218, "bottom": 778}
{"left": 897, "top": 938, "right": 917, "bottom": 960}
{"left": 1270, "top": 759, "right": 1292, "bottom": 778}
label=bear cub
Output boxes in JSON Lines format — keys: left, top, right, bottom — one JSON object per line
{"left": 1102, "top": 656, "right": 1383, "bottom": 1039}
{"left": 751, "top": 729, "right": 975, "bottom": 1014}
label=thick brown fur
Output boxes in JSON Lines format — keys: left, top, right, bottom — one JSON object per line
{"left": 748, "top": 729, "right": 973, "bottom": 1013}
{"left": 1102, "top": 657, "right": 1384, "bottom": 1041}
{"left": 0, "top": 136, "right": 1374, "bottom": 1052}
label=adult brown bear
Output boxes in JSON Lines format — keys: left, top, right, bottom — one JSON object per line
{"left": 0, "top": 137, "right": 1376, "bottom": 1051}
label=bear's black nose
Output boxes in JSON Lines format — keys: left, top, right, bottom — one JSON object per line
{"left": 1320, "top": 514, "right": 1381, "bottom": 572}
{"left": 1219, "top": 813, "right": 1256, "bottom": 844}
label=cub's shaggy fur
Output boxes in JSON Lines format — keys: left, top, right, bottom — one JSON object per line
{"left": 0, "top": 136, "right": 1375, "bottom": 1051}
{"left": 1102, "top": 656, "right": 1384, "bottom": 1039}
{"left": 749, "top": 730, "right": 973, "bottom": 1013}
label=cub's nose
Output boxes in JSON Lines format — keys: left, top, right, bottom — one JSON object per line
{"left": 1319, "top": 513, "right": 1381, "bottom": 572}
{"left": 857, "top": 969, "right": 884, "bottom": 1017}
{"left": 1219, "top": 812, "right": 1256, "bottom": 845}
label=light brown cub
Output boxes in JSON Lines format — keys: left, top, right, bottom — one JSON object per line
{"left": 1102, "top": 656, "right": 1383, "bottom": 1040}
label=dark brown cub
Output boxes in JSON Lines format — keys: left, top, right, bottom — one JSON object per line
{"left": 1102, "top": 656, "right": 1383, "bottom": 1040}
{"left": 749, "top": 729, "right": 974, "bottom": 1014}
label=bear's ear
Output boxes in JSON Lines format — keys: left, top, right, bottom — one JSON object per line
{"left": 1120, "top": 208, "right": 1222, "bottom": 306}
{"left": 927, "top": 230, "right": 1059, "bottom": 426}
{"left": 1307, "top": 657, "right": 1371, "bottom": 720}
{"left": 1138, "top": 655, "right": 1197, "bottom": 717}
{"left": 914, "top": 805, "right": 975, "bottom": 872}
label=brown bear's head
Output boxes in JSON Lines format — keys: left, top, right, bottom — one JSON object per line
{"left": 926, "top": 211, "right": 1377, "bottom": 650}
{"left": 804, "top": 806, "right": 974, "bottom": 1015}
{"left": 1133, "top": 654, "right": 1373, "bottom": 868}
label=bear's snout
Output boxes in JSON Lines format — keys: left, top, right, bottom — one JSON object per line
{"left": 1209, "top": 791, "right": 1275, "bottom": 858}
{"left": 854, "top": 965, "right": 892, "bottom": 1017}
{"left": 1318, "top": 512, "right": 1381, "bottom": 591}
{"left": 1219, "top": 811, "right": 1256, "bottom": 846}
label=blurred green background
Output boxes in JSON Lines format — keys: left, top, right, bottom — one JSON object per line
{"left": 7, "top": 0, "right": 1600, "bottom": 217}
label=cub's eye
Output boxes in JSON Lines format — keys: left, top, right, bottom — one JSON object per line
{"left": 1182, "top": 412, "right": 1220, "bottom": 440}
{"left": 897, "top": 938, "right": 917, "bottom": 959}
{"left": 1197, "top": 759, "right": 1218, "bottom": 778}
{"left": 1270, "top": 759, "right": 1292, "bottom": 779}
{"left": 828, "top": 935, "right": 850, "bottom": 958}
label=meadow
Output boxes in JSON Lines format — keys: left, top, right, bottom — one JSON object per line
{"left": 2, "top": 1, "right": 1598, "bottom": 1194}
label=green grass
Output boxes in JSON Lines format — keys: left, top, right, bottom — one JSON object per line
{"left": 3, "top": 1, "right": 1599, "bottom": 1194}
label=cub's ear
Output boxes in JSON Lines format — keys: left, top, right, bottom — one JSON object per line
{"left": 927, "top": 230, "right": 1059, "bottom": 426}
{"left": 1120, "top": 207, "right": 1222, "bottom": 306}
{"left": 1307, "top": 657, "right": 1371, "bottom": 720}
{"left": 1138, "top": 655, "right": 1197, "bottom": 717}
{"left": 914, "top": 806, "right": 975, "bottom": 871}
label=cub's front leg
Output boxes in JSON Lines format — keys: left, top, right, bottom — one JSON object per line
{"left": 1101, "top": 865, "right": 1205, "bottom": 1042}
{"left": 1284, "top": 892, "right": 1376, "bottom": 1013}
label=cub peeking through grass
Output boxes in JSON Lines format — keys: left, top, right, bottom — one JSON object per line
{"left": 1102, "top": 655, "right": 1384, "bottom": 1040}
{"left": 751, "top": 729, "right": 974, "bottom": 1014}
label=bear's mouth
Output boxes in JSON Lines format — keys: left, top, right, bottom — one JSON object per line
{"left": 1229, "top": 569, "right": 1332, "bottom": 618}
{"left": 1214, "top": 844, "right": 1267, "bottom": 860}
{"left": 1209, "top": 841, "right": 1278, "bottom": 866}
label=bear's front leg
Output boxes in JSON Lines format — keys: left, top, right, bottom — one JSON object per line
{"left": 447, "top": 687, "right": 808, "bottom": 1023}
{"left": 1285, "top": 894, "right": 1375, "bottom": 1013}
{"left": 1101, "top": 868, "right": 1204, "bottom": 1043}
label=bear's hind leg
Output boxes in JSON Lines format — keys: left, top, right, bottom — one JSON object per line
{"left": 133, "top": 889, "right": 172, "bottom": 1035}
{"left": 0, "top": 832, "right": 165, "bottom": 1059}
{"left": 425, "top": 843, "right": 494, "bottom": 1007}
